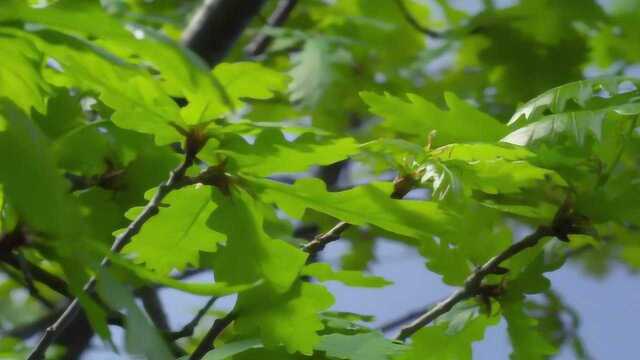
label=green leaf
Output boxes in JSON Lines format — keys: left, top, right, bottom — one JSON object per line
{"left": 502, "top": 102, "right": 640, "bottom": 146}
{"left": 202, "top": 339, "right": 263, "bottom": 360}
{"left": 321, "top": 311, "right": 375, "bottom": 333}
{"left": 7, "top": 28, "right": 185, "bottom": 144}
{"left": 87, "top": 237, "right": 259, "bottom": 296}
{"left": 421, "top": 158, "right": 567, "bottom": 196}
{"left": 501, "top": 299, "right": 557, "bottom": 360}
{"left": 251, "top": 178, "right": 455, "bottom": 241}
{"left": 2, "top": 0, "right": 231, "bottom": 123}
{"left": 360, "top": 91, "right": 508, "bottom": 146}
{"left": 429, "top": 143, "right": 535, "bottom": 162}
{"left": 0, "top": 35, "right": 50, "bottom": 114}
{"left": 301, "top": 263, "right": 392, "bottom": 288}
{"left": 0, "top": 99, "right": 82, "bottom": 240}
{"left": 214, "top": 62, "right": 289, "bottom": 104}
{"left": 289, "top": 37, "right": 352, "bottom": 108}
{"left": 235, "top": 282, "right": 334, "bottom": 355}
{"left": 32, "top": 90, "right": 85, "bottom": 140}
{"left": 508, "top": 240, "right": 566, "bottom": 295}
{"left": 509, "top": 76, "right": 640, "bottom": 125}
{"left": 96, "top": 271, "right": 173, "bottom": 360}
{"left": 206, "top": 186, "right": 307, "bottom": 293}
{"left": 215, "top": 129, "right": 359, "bottom": 176}
{"left": 397, "top": 310, "right": 496, "bottom": 360}
{"left": 124, "top": 185, "right": 225, "bottom": 274}
{"left": 76, "top": 187, "right": 126, "bottom": 245}
{"left": 316, "top": 332, "right": 406, "bottom": 360}
{"left": 112, "top": 256, "right": 258, "bottom": 296}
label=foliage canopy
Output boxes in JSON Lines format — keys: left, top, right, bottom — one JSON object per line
{"left": 1, "top": 0, "right": 639, "bottom": 359}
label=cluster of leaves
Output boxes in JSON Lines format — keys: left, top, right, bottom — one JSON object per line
{"left": 0, "top": 1, "right": 639, "bottom": 360}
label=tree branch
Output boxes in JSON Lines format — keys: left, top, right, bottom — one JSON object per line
{"left": 244, "top": 0, "right": 298, "bottom": 57}
{"left": 188, "top": 312, "right": 236, "bottom": 360}
{"left": 394, "top": 225, "right": 554, "bottom": 341}
{"left": 303, "top": 174, "right": 415, "bottom": 254}
{"left": 393, "top": 0, "right": 444, "bottom": 38}
{"left": 169, "top": 296, "right": 218, "bottom": 340}
{"left": 0, "top": 251, "right": 71, "bottom": 298}
{"left": 186, "top": 175, "right": 416, "bottom": 358}
{"left": 377, "top": 303, "right": 433, "bottom": 333}
{"left": 181, "top": 0, "right": 268, "bottom": 66}
{"left": 27, "top": 151, "right": 197, "bottom": 360}
{"left": 139, "top": 286, "right": 170, "bottom": 332}
{"left": 0, "top": 262, "right": 55, "bottom": 310}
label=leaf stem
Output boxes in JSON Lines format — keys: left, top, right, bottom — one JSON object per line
{"left": 245, "top": 0, "right": 299, "bottom": 57}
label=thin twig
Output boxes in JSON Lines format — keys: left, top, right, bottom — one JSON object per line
{"left": 395, "top": 226, "right": 554, "bottom": 341}
{"left": 303, "top": 175, "right": 415, "bottom": 254}
{"left": 377, "top": 303, "right": 434, "bottom": 333}
{"left": 186, "top": 175, "right": 417, "bottom": 358}
{"left": 188, "top": 312, "right": 236, "bottom": 360}
{"left": 2, "top": 307, "right": 65, "bottom": 339}
{"left": 169, "top": 297, "right": 218, "bottom": 340}
{"left": 245, "top": 0, "right": 299, "bottom": 57}
{"left": 139, "top": 287, "right": 170, "bottom": 331}
{"left": 0, "top": 262, "right": 55, "bottom": 310}
{"left": 0, "top": 251, "right": 71, "bottom": 298}
{"left": 27, "top": 153, "right": 196, "bottom": 360}
{"left": 393, "top": 0, "right": 443, "bottom": 38}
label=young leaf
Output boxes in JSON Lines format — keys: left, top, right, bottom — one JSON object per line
{"left": 360, "top": 91, "right": 508, "bottom": 145}
{"left": 289, "top": 37, "right": 352, "bottom": 108}
{"left": 0, "top": 36, "right": 50, "bottom": 114}
{"left": 502, "top": 102, "right": 640, "bottom": 146}
{"left": 235, "top": 282, "right": 335, "bottom": 355}
{"left": 9, "top": 28, "right": 185, "bottom": 144}
{"left": 501, "top": 299, "right": 557, "bottom": 360}
{"left": 0, "top": 99, "right": 82, "bottom": 240}
{"left": 2, "top": 0, "right": 231, "bottom": 123}
{"left": 251, "top": 178, "right": 455, "bottom": 241}
{"left": 214, "top": 62, "right": 289, "bottom": 104}
{"left": 124, "top": 185, "right": 225, "bottom": 274}
{"left": 215, "top": 129, "right": 359, "bottom": 176}
{"left": 509, "top": 76, "right": 640, "bottom": 125}
{"left": 206, "top": 186, "right": 307, "bottom": 293}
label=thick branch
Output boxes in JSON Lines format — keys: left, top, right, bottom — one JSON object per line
{"left": 244, "top": 0, "right": 298, "bottom": 57}
{"left": 27, "top": 153, "right": 196, "bottom": 360}
{"left": 395, "top": 226, "right": 554, "bottom": 341}
{"left": 181, "top": 0, "right": 267, "bottom": 65}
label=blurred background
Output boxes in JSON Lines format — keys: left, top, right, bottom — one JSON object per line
{"left": 3, "top": 0, "right": 640, "bottom": 359}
